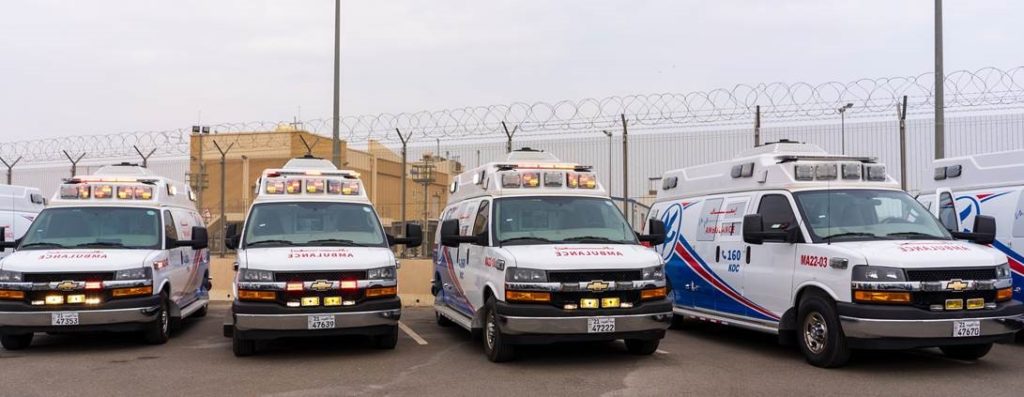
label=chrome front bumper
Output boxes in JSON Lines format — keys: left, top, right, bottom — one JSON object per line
{"left": 233, "top": 309, "right": 401, "bottom": 331}
{"left": 498, "top": 312, "right": 672, "bottom": 335}
{"left": 0, "top": 306, "right": 160, "bottom": 327}
{"left": 840, "top": 314, "right": 1024, "bottom": 339}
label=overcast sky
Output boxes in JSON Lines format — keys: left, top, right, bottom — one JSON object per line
{"left": 1, "top": 0, "right": 1022, "bottom": 140}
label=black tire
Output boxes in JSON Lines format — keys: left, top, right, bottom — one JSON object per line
{"left": 373, "top": 326, "right": 399, "bottom": 350}
{"left": 669, "top": 314, "right": 688, "bottom": 330}
{"left": 624, "top": 338, "right": 660, "bottom": 355}
{"left": 192, "top": 303, "right": 209, "bottom": 318}
{"left": 1, "top": 334, "right": 33, "bottom": 350}
{"left": 796, "top": 293, "right": 850, "bottom": 368}
{"left": 143, "top": 292, "right": 171, "bottom": 345}
{"left": 940, "top": 343, "right": 993, "bottom": 361}
{"left": 232, "top": 331, "right": 256, "bottom": 357}
{"left": 436, "top": 310, "right": 454, "bottom": 327}
{"left": 483, "top": 297, "right": 515, "bottom": 362}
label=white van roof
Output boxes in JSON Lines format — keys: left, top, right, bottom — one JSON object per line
{"left": 0, "top": 184, "right": 45, "bottom": 213}
{"left": 447, "top": 149, "right": 607, "bottom": 203}
{"left": 254, "top": 156, "right": 370, "bottom": 204}
{"left": 924, "top": 149, "right": 1024, "bottom": 191}
{"left": 655, "top": 141, "right": 899, "bottom": 201}
{"left": 50, "top": 163, "right": 197, "bottom": 210}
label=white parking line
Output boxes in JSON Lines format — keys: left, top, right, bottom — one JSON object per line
{"left": 399, "top": 321, "right": 428, "bottom": 345}
{"left": 656, "top": 349, "right": 669, "bottom": 355}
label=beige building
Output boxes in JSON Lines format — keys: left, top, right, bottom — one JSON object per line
{"left": 187, "top": 128, "right": 460, "bottom": 254}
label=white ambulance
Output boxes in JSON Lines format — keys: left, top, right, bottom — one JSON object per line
{"left": 918, "top": 149, "right": 1024, "bottom": 307}
{"left": 223, "top": 156, "right": 421, "bottom": 357}
{"left": 0, "top": 163, "right": 210, "bottom": 350}
{"left": 434, "top": 149, "right": 671, "bottom": 362}
{"left": 647, "top": 141, "right": 1023, "bottom": 368}
{"left": 0, "top": 184, "right": 46, "bottom": 259}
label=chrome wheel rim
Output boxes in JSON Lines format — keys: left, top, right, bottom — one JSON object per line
{"left": 803, "top": 312, "right": 827, "bottom": 355}
{"left": 160, "top": 305, "right": 169, "bottom": 335}
{"left": 485, "top": 312, "right": 496, "bottom": 351}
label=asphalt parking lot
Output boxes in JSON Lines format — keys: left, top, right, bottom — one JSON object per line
{"left": 2, "top": 303, "right": 1023, "bottom": 397}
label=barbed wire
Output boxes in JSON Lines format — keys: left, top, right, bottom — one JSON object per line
{"left": 2, "top": 66, "right": 1023, "bottom": 164}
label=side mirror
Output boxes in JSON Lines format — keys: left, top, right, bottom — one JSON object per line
{"left": 0, "top": 227, "right": 14, "bottom": 250}
{"left": 174, "top": 226, "right": 209, "bottom": 250}
{"left": 952, "top": 215, "right": 996, "bottom": 245}
{"left": 390, "top": 223, "right": 424, "bottom": 248}
{"left": 743, "top": 214, "right": 795, "bottom": 245}
{"left": 225, "top": 224, "right": 240, "bottom": 250}
{"left": 440, "top": 219, "right": 481, "bottom": 247}
{"left": 638, "top": 219, "right": 667, "bottom": 246}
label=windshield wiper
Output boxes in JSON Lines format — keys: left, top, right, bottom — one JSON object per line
{"left": 499, "top": 237, "right": 556, "bottom": 245}
{"left": 19, "top": 242, "right": 67, "bottom": 249}
{"left": 821, "top": 232, "right": 878, "bottom": 242}
{"left": 305, "top": 239, "right": 366, "bottom": 247}
{"left": 887, "top": 232, "right": 945, "bottom": 240}
{"left": 74, "top": 242, "right": 127, "bottom": 248}
{"left": 246, "top": 239, "right": 298, "bottom": 247}
{"left": 561, "top": 236, "right": 627, "bottom": 244}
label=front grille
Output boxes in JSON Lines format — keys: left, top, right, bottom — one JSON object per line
{"left": 911, "top": 290, "right": 996, "bottom": 310}
{"left": 23, "top": 272, "right": 115, "bottom": 283}
{"left": 548, "top": 270, "right": 642, "bottom": 283}
{"left": 905, "top": 268, "right": 997, "bottom": 282}
{"left": 274, "top": 271, "right": 366, "bottom": 282}
{"left": 550, "top": 290, "right": 642, "bottom": 309}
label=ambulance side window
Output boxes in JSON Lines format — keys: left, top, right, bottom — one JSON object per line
{"left": 473, "top": 200, "right": 490, "bottom": 241}
{"left": 163, "top": 211, "right": 179, "bottom": 242}
{"left": 938, "top": 192, "right": 958, "bottom": 231}
{"left": 757, "top": 194, "right": 796, "bottom": 231}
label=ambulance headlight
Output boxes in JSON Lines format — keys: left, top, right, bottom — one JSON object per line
{"left": 642, "top": 265, "right": 665, "bottom": 281}
{"left": 852, "top": 265, "right": 906, "bottom": 282}
{"left": 115, "top": 267, "right": 152, "bottom": 280}
{"left": 995, "top": 263, "right": 1011, "bottom": 280}
{"left": 0, "top": 270, "right": 23, "bottom": 282}
{"left": 239, "top": 269, "right": 274, "bottom": 282}
{"left": 367, "top": 266, "right": 397, "bottom": 280}
{"left": 506, "top": 268, "right": 547, "bottom": 283}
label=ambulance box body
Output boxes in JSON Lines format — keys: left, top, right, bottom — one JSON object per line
{"left": 0, "top": 163, "right": 210, "bottom": 350}
{"left": 223, "top": 156, "right": 421, "bottom": 356}
{"left": 648, "top": 141, "right": 1022, "bottom": 368}
{"left": 434, "top": 149, "right": 672, "bottom": 362}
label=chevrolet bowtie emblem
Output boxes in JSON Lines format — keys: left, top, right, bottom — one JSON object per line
{"left": 586, "top": 281, "right": 610, "bottom": 292}
{"left": 946, "top": 279, "right": 969, "bottom": 292}
{"left": 56, "top": 280, "right": 77, "bottom": 291}
{"left": 310, "top": 280, "right": 332, "bottom": 292}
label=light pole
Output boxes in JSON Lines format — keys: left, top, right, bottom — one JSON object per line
{"left": 837, "top": 103, "right": 853, "bottom": 154}
{"left": 934, "top": 0, "right": 945, "bottom": 159}
{"left": 331, "top": 0, "right": 341, "bottom": 167}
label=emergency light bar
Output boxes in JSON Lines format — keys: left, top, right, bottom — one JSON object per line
{"left": 499, "top": 171, "right": 597, "bottom": 189}
{"left": 59, "top": 184, "right": 154, "bottom": 200}
{"left": 263, "top": 177, "right": 360, "bottom": 196}
{"left": 793, "top": 163, "right": 886, "bottom": 182}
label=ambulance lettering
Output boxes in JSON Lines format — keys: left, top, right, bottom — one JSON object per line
{"left": 287, "top": 249, "right": 355, "bottom": 259}
{"left": 897, "top": 242, "right": 970, "bottom": 252}
{"left": 38, "top": 251, "right": 108, "bottom": 260}
{"left": 553, "top": 246, "right": 624, "bottom": 257}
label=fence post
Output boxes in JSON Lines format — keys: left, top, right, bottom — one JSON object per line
{"left": 395, "top": 128, "right": 412, "bottom": 258}
{"left": 621, "top": 114, "right": 630, "bottom": 227}
{"left": 0, "top": 156, "right": 22, "bottom": 184}
{"left": 502, "top": 121, "right": 518, "bottom": 154}
{"left": 897, "top": 95, "right": 909, "bottom": 191}
{"left": 63, "top": 151, "right": 86, "bottom": 177}
{"left": 212, "top": 140, "right": 234, "bottom": 258}
{"left": 133, "top": 146, "right": 157, "bottom": 168}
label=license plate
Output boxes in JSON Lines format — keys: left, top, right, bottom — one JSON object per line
{"left": 307, "top": 314, "right": 336, "bottom": 330}
{"left": 953, "top": 320, "right": 981, "bottom": 337}
{"left": 51, "top": 312, "right": 79, "bottom": 326}
{"left": 587, "top": 317, "right": 615, "bottom": 333}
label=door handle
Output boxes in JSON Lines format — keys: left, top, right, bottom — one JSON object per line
{"left": 443, "top": 283, "right": 453, "bottom": 291}
{"left": 715, "top": 246, "right": 721, "bottom": 262}
{"left": 745, "top": 246, "right": 751, "bottom": 264}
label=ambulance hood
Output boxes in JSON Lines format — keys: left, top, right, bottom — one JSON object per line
{"left": 830, "top": 240, "right": 1005, "bottom": 269}
{"left": 0, "top": 249, "right": 161, "bottom": 272}
{"left": 239, "top": 246, "right": 395, "bottom": 271}
{"left": 502, "top": 244, "right": 661, "bottom": 271}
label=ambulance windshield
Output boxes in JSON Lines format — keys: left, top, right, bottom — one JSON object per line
{"left": 494, "top": 196, "right": 637, "bottom": 246}
{"left": 793, "top": 189, "right": 952, "bottom": 243}
{"left": 243, "top": 202, "right": 386, "bottom": 248}
{"left": 19, "top": 207, "right": 161, "bottom": 250}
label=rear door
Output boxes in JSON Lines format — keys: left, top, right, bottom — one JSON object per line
{"left": 711, "top": 196, "right": 750, "bottom": 317}
{"left": 163, "top": 210, "right": 188, "bottom": 304}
